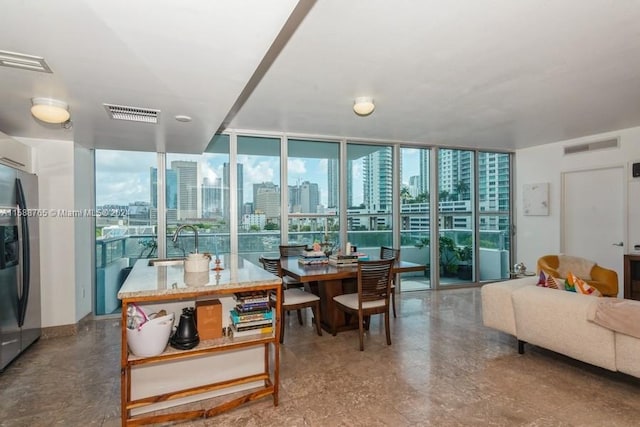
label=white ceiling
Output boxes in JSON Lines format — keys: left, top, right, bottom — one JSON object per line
{"left": 1, "top": 0, "right": 640, "bottom": 153}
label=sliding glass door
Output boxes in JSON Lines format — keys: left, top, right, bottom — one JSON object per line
{"left": 438, "top": 148, "right": 474, "bottom": 286}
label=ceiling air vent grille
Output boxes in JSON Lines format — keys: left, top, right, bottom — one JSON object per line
{"left": 103, "top": 104, "right": 160, "bottom": 124}
{"left": 0, "top": 50, "right": 52, "bottom": 73}
{"left": 564, "top": 138, "right": 619, "bottom": 155}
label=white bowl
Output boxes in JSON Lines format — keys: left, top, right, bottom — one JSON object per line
{"left": 126, "top": 313, "right": 175, "bottom": 357}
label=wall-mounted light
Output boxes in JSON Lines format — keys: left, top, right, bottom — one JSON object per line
{"left": 31, "top": 97, "right": 70, "bottom": 124}
{"left": 353, "top": 96, "right": 375, "bottom": 116}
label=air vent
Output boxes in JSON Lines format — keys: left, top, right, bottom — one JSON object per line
{"left": 564, "top": 138, "right": 619, "bottom": 155}
{"left": 104, "top": 104, "right": 160, "bottom": 124}
{"left": 0, "top": 50, "right": 52, "bottom": 73}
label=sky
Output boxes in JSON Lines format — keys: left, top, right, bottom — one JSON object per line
{"left": 95, "top": 148, "right": 424, "bottom": 207}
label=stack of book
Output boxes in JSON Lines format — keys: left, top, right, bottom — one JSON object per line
{"left": 298, "top": 250, "right": 329, "bottom": 265}
{"left": 328, "top": 254, "right": 358, "bottom": 267}
{"left": 230, "top": 291, "right": 274, "bottom": 337}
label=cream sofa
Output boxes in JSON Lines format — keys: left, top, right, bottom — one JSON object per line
{"left": 481, "top": 277, "right": 640, "bottom": 378}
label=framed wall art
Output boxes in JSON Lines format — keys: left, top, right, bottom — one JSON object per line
{"left": 523, "top": 183, "right": 549, "bottom": 216}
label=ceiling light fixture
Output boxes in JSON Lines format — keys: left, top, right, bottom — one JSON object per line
{"left": 31, "top": 98, "right": 70, "bottom": 124}
{"left": 175, "top": 115, "right": 192, "bottom": 123}
{"left": 353, "top": 96, "right": 375, "bottom": 116}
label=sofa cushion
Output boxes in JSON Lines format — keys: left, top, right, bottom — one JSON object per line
{"left": 511, "top": 285, "right": 616, "bottom": 371}
{"left": 481, "top": 277, "right": 537, "bottom": 336}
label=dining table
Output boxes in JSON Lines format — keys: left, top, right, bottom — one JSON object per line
{"left": 280, "top": 257, "right": 426, "bottom": 333}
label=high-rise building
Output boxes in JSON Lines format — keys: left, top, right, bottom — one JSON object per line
{"left": 201, "top": 177, "right": 221, "bottom": 218}
{"left": 299, "top": 181, "right": 319, "bottom": 213}
{"left": 419, "top": 150, "right": 430, "bottom": 196}
{"left": 327, "top": 158, "right": 339, "bottom": 209}
{"left": 171, "top": 160, "right": 198, "bottom": 220}
{"left": 149, "top": 167, "right": 177, "bottom": 209}
{"left": 363, "top": 147, "right": 393, "bottom": 212}
{"left": 438, "top": 149, "right": 472, "bottom": 201}
{"left": 254, "top": 182, "right": 280, "bottom": 219}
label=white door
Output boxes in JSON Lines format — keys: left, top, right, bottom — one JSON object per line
{"left": 562, "top": 166, "right": 625, "bottom": 297}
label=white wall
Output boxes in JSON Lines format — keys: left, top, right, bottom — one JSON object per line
{"left": 74, "top": 145, "right": 93, "bottom": 320}
{"left": 18, "top": 137, "right": 77, "bottom": 327}
{"left": 515, "top": 125, "right": 640, "bottom": 273}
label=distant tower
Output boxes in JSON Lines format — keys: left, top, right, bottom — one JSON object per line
{"left": 327, "top": 158, "right": 339, "bottom": 209}
{"left": 363, "top": 147, "right": 393, "bottom": 211}
{"left": 171, "top": 160, "right": 198, "bottom": 220}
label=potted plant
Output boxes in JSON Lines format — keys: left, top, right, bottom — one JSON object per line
{"left": 456, "top": 245, "right": 472, "bottom": 280}
{"left": 416, "top": 236, "right": 464, "bottom": 277}
{"left": 439, "top": 236, "right": 459, "bottom": 277}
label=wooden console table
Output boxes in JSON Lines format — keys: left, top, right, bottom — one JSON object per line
{"left": 117, "top": 255, "right": 282, "bottom": 426}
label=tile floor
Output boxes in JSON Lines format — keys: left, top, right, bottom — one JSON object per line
{"left": 1, "top": 288, "right": 639, "bottom": 426}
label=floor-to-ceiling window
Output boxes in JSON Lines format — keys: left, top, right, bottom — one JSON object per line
{"left": 94, "top": 149, "right": 158, "bottom": 315}
{"left": 478, "top": 151, "right": 511, "bottom": 281}
{"left": 346, "top": 143, "right": 393, "bottom": 256}
{"left": 286, "top": 139, "right": 340, "bottom": 251}
{"left": 400, "top": 147, "right": 431, "bottom": 290}
{"left": 93, "top": 135, "right": 513, "bottom": 316}
{"left": 438, "top": 148, "right": 475, "bottom": 285}
{"left": 166, "top": 138, "right": 230, "bottom": 258}
{"left": 237, "top": 136, "right": 281, "bottom": 261}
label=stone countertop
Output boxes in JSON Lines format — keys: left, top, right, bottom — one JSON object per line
{"left": 117, "top": 254, "right": 281, "bottom": 300}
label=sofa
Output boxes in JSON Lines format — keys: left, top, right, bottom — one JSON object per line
{"left": 537, "top": 254, "right": 618, "bottom": 297}
{"left": 481, "top": 277, "right": 640, "bottom": 378}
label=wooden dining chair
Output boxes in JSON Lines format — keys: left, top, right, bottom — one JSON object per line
{"left": 278, "top": 244, "right": 307, "bottom": 289}
{"left": 332, "top": 258, "right": 394, "bottom": 351}
{"left": 259, "top": 256, "right": 322, "bottom": 344}
{"left": 380, "top": 246, "right": 400, "bottom": 318}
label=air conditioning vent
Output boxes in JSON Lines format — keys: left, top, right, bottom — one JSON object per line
{"left": 0, "top": 50, "right": 52, "bottom": 73}
{"left": 564, "top": 138, "right": 619, "bottom": 155}
{"left": 103, "top": 104, "right": 160, "bottom": 124}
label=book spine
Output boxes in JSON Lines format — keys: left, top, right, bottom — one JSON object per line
{"left": 232, "top": 319, "right": 274, "bottom": 331}
{"left": 230, "top": 309, "right": 273, "bottom": 322}
{"left": 235, "top": 301, "right": 271, "bottom": 311}
{"left": 235, "top": 296, "right": 269, "bottom": 304}
{"left": 231, "top": 326, "right": 274, "bottom": 337}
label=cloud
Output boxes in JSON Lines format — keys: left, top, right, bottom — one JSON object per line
{"left": 287, "top": 158, "right": 306, "bottom": 174}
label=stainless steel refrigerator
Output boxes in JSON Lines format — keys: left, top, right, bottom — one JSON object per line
{"left": 0, "top": 164, "right": 40, "bottom": 372}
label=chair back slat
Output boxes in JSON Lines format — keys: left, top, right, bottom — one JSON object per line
{"left": 358, "top": 258, "right": 394, "bottom": 303}
{"left": 380, "top": 246, "right": 400, "bottom": 261}
{"left": 260, "top": 256, "right": 282, "bottom": 277}
{"left": 279, "top": 244, "right": 307, "bottom": 257}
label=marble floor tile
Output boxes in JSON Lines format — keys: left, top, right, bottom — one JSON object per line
{"left": 0, "top": 287, "right": 638, "bottom": 426}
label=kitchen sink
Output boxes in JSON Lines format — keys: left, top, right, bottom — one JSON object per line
{"left": 147, "top": 258, "right": 185, "bottom": 267}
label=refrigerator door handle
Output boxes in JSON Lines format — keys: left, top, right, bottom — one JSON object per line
{"left": 16, "top": 178, "right": 29, "bottom": 328}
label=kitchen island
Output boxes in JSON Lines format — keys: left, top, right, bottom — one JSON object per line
{"left": 117, "top": 254, "right": 282, "bottom": 426}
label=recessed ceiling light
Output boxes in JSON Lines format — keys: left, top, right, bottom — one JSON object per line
{"left": 175, "top": 115, "right": 192, "bottom": 123}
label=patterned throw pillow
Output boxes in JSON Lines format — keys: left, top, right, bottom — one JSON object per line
{"left": 545, "top": 275, "right": 563, "bottom": 290}
{"left": 564, "top": 273, "right": 577, "bottom": 292}
{"left": 537, "top": 271, "right": 547, "bottom": 287}
{"left": 568, "top": 271, "right": 602, "bottom": 297}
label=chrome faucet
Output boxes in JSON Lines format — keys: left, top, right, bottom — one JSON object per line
{"left": 172, "top": 225, "right": 199, "bottom": 254}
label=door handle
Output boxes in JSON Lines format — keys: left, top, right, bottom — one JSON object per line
{"left": 612, "top": 242, "right": 623, "bottom": 247}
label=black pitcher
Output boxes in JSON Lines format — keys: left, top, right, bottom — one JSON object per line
{"left": 170, "top": 307, "right": 199, "bottom": 350}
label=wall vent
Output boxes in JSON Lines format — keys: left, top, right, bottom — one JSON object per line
{"left": 0, "top": 50, "right": 52, "bottom": 73}
{"left": 564, "top": 137, "right": 619, "bottom": 155}
{"left": 103, "top": 104, "right": 160, "bottom": 124}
